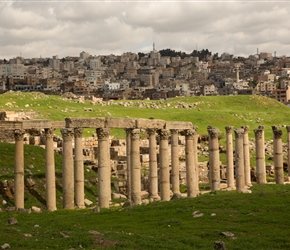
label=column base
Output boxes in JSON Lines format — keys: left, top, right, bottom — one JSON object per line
{"left": 149, "top": 195, "right": 161, "bottom": 202}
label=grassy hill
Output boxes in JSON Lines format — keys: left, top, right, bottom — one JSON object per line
{"left": 1, "top": 91, "right": 290, "bottom": 140}
{"left": 1, "top": 92, "right": 290, "bottom": 249}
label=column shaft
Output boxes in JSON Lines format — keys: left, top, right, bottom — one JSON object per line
{"left": 45, "top": 128, "right": 57, "bottom": 211}
{"left": 125, "top": 129, "right": 132, "bottom": 201}
{"left": 193, "top": 126, "right": 199, "bottom": 194}
{"left": 97, "top": 128, "right": 111, "bottom": 208}
{"left": 61, "top": 128, "right": 74, "bottom": 209}
{"left": 272, "top": 126, "right": 284, "bottom": 184}
{"left": 14, "top": 129, "right": 25, "bottom": 210}
{"left": 131, "top": 129, "right": 141, "bottom": 205}
{"left": 74, "top": 128, "right": 85, "bottom": 208}
{"left": 207, "top": 126, "right": 220, "bottom": 191}
{"left": 185, "top": 129, "right": 198, "bottom": 197}
{"left": 254, "top": 126, "right": 267, "bottom": 184}
{"left": 235, "top": 129, "right": 245, "bottom": 192}
{"left": 158, "top": 129, "right": 170, "bottom": 201}
{"left": 225, "top": 126, "right": 235, "bottom": 190}
{"left": 171, "top": 129, "right": 180, "bottom": 195}
{"left": 242, "top": 126, "right": 252, "bottom": 187}
{"left": 148, "top": 129, "right": 159, "bottom": 201}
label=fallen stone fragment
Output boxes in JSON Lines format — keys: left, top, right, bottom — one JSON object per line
{"left": 1, "top": 243, "right": 10, "bottom": 249}
{"left": 214, "top": 240, "right": 227, "bottom": 250}
{"left": 221, "top": 231, "right": 235, "bottom": 238}
{"left": 8, "top": 218, "right": 18, "bottom": 225}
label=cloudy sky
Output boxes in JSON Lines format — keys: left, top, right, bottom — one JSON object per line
{"left": 0, "top": 0, "right": 289, "bottom": 59}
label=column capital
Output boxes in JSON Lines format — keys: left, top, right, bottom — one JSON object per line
{"left": 234, "top": 128, "right": 244, "bottom": 138}
{"left": 158, "top": 129, "right": 169, "bottom": 140}
{"left": 61, "top": 128, "right": 73, "bottom": 141}
{"left": 170, "top": 129, "right": 179, "bottom": 135}
{"left": 254, "top": 129, "right": 263, "bottom": 139}
{"left": 44, "top": 128, "right": 55, "bottom": 139}
{"left": 225, "top": 126, "right": 233, "bottom": 134}
{"left": 241, "top": 125, "right": 249, "bottom": 133}
{"left": 258, "top": 125, "right": 265, "bottom": 130}
{"left": 207, "top": 126, "right": 220, "bottom": 139}
{"left": 131, "top": 129, "right": 140, "bottom": 140}
{"left": 185, "top": 129, "right": 195, "bottom": 139}
{"left": 74, "top": 127, "right": 83, "bottom": 138}
{"left": 272, "top": 126, "right": 282, "bottom": 139}
{"left": 14, "top": 129, "right": 25, "bottom": 141}
{"left": 125, "top": 128, "right": 133, "bottom": 135}
{"left": 147, "top": 128, "right": 157, "bottom": 136}
{"left": 96, "top": 128, "right": 110, "bottom": 140}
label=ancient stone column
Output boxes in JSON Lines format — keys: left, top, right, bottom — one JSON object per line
{"left": 96, "top": 128, "right": 111, "bottom": 208}
{"left": 192, "top": 126, "right": 199, "bottom": 194}
{"left": 185, "top": 129, "right": 198, "bottom": 198}
{"left": 44, "top": 128, "right": 57, "bottom": 211}
{"left": 14, "top": 129, "right": 25, "bottom": 210}
{"left": 61, "top": 128, "right": 74, "bottom": 209}
{"left": 170, "top": 129, "right": 180, "bottom": 195}
{"left": 74, "top": 127, "right": 85, "bottom": 208}
{"left": 158, "top": 129, "right": 170, "bottom": 201}
{"left": 242, "top": 125, "right": 252, "bottom": 187}
{"left": 235, "top": 128, "right": 246, "bottom": 192}
{"left": 147, "top": 128, "right": 160, "bottom": 201}
{"left": 286, "top": 126, "right": 290, "bottom": 181}
{"left": 272, "top": 126, "right": 284, "bottom": 184}
{"left": 125, "top": 128, "right": 132, "bottom": 200}
{"left": 254, "top": 126, "right": 267, "bottom": 184}
{"left": 207, "top": 126, "right": 220, "bottom": 191}
{"left": 131, "top": 129, "right": 141, "bottom": 205}
{"left": 225, "top": 126, "right": 235, "bottom": 190}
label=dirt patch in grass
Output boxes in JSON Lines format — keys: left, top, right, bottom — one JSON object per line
{"left": 93, "top": 235, "right": 117, "bottom": 248}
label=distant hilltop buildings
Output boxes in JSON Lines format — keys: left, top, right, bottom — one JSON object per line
{"left": 1, "top": 46, "right": 290, "bottom": 105}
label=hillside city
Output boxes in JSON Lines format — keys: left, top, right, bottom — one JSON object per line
{"left": 1, "top": 45, "right": 290, "bottom": 104}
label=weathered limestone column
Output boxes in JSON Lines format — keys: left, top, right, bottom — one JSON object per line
{"left": 158, "top": 129, "right": 170, "bottom": 201}
{"left": 185, "top": 129, "right": 198, "bottom": 198}
{"left": 125, "top": 128, "right": 132, "bottom": 201}
{"left": 96, "top": 128, "right": 111, "bottom": 208}
{"left": 225, "top": 126, "right": 235, "bottom": 190}
{"left": 74, "top": 128, "right": 85, "bottom": 208}
{"left": 147, "top": 128, "right": 160, "bottom": 201}
{"left": 61, "top": 128, "right": 74, "bottom": 209}
{"left": 242, "top": 125, "right": 252, "bottom": 187}
{"left": 207, "top": 126, "right": 220, "bottom": 191}
{"left": 131, "top": 129, "right": 141, "bottom": 205}
{"left": 14, "top": 129, "right": 25, "bottom": 210}
{"left": 192, "top": 126, "right": 199, "bottom": 194}
{"left": 272, "top": 126, "right": 284, "bottom": 184}
{"left": 254, "top": 126, "right": 267, "bottom": 184}
{"left": 235, "top": 128, "right": 246, "bottom": 192}
{"left": 44, "top": 128, "right": 57, "bottom": 211}
{"left": 286, "top": 126, "right": 290, "bottom": 181}
{"left": 170, "top": 129, "right": 180, "bottom": 195}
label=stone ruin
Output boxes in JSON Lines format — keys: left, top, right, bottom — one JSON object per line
{"left": 0, "top": 116, "right": 290, "bottom": 212}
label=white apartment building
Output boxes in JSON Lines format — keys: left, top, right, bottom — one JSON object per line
{"left": 49, "top": 56, "right": 60, "bottom": 70}
{"left": 89, "top": 57, "right": 102, "bottom": 70}
{"left": 80, "top": 51, "right": 90, "bottom": 60}
{"left": 0, "top": 64, "right": 26, "bottom": 80}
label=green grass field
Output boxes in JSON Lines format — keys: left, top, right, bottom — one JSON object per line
{"left": 0, "top": 184, "right": 290, "bottom": 249}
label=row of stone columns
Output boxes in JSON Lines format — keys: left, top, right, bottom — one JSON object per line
{"left": 126, "top": 127, "right": 200, "bottom": 205}
{"left": 12, "top": 123, "right": 289, "bottom": 211}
